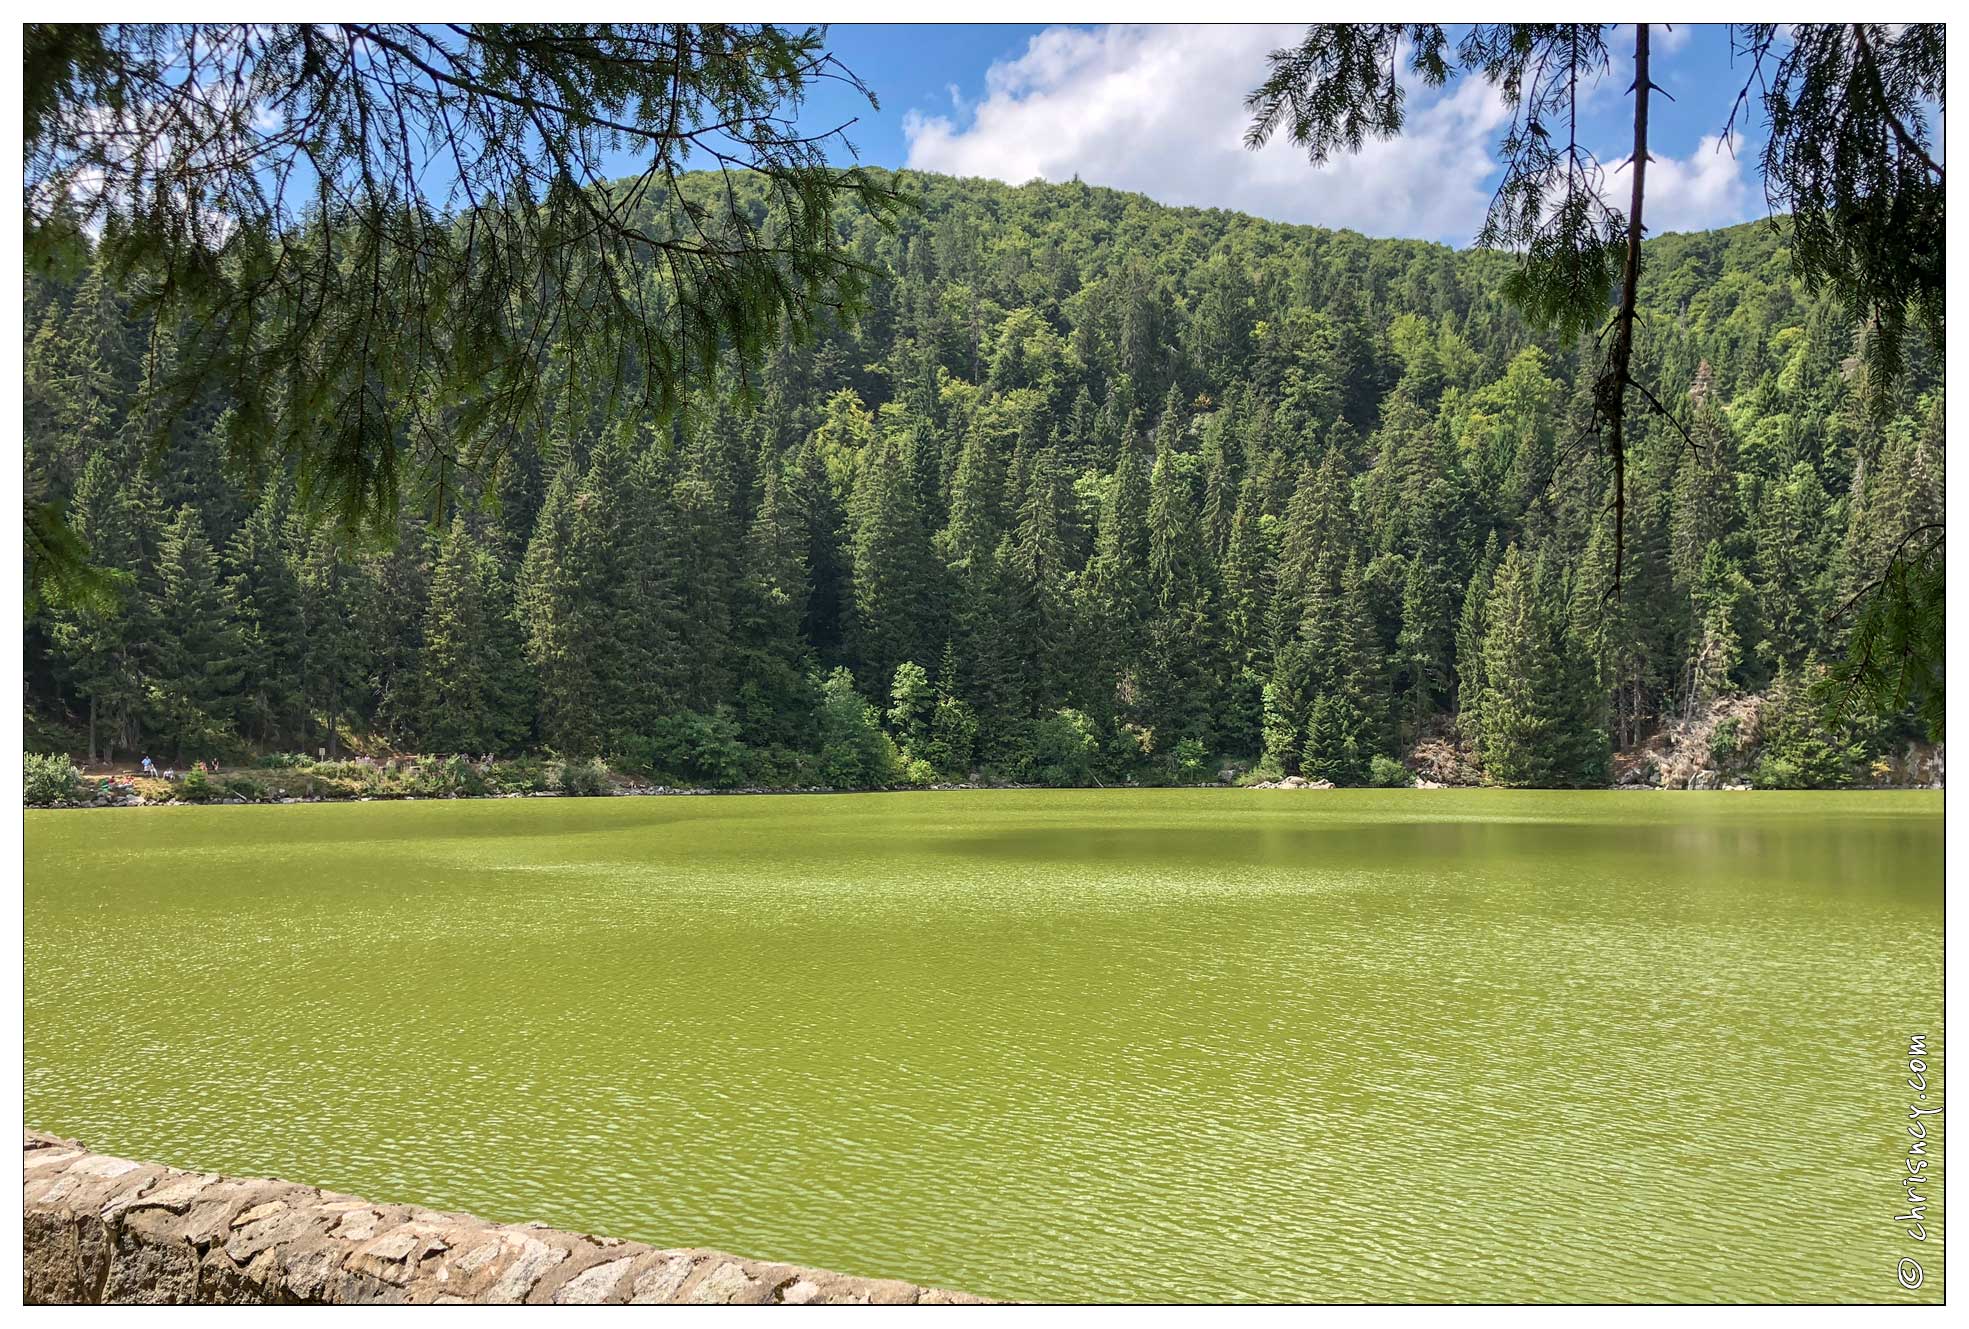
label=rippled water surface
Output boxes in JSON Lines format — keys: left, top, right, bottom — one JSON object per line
{"left": 25, "top": 790, "right": 1943, "bottom": 1302}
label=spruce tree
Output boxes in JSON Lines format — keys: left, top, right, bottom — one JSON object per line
{"left": 148, "top": 505, "right": 242, "bottom": 762}
{"left": 49, "top": 450, "right": 143, "bottom": 762}
{"left": 1455, "top": 531, "right": 1500, "bottom": 747}
{"left": 733, "top": 452, "right": 818, "bottom": 757}
{"left": 295, "top": 534, "right": 367, "bottom": 759}
{"left": 224, "top": 489, "right": 305, "bottom": 747}
{"left": 421, "top": 517, "right": 535, "bottom": 754}
{"left": 1144, "top": 430, "right": 1215, "bottom": 751}
{"left": 1476, "top": 543, "right": 1608, "bottom": 787}
{"left": 848, "top": 432, "right": 937, "bottom": 694}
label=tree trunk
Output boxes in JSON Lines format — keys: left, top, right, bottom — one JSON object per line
{"left": 87, "top": 695, "right": 97, "bottom": 766}
{"left": 1607, "top": 23, "right": 1652, "bottom": 594}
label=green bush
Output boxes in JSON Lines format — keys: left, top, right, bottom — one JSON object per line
{"left": 489, "top": 758, "right": 553, "bottom": 795}
{"left": 921, "top": 694, "right": 978, "bottom": 781}
{"left": 814, "top": 668, "right": 898, "bottom": 788}
{"left": 177, "top": 768, "right": 218, "bottom": 802}
{"left": 222, "top": 773, "right": 275, "bottom": 802}
{"left": 1752, "top": 662, "right": 1863, "bottom": 789}
{"left": 1708, "top": 716, "right": 1742, "bottom": 767}
{"left": 617, "top": 708, "right": 751, "bottom": 787}
{"left": 255, "top": 752, "right": 317, "bottom": 770}
{"left": 23, "top": 753, "right": 82, "bottom": 807}
{"left": 554, "top": 756, "right": 612, "bottom": 797}
{"left": 1236, "top": 757, "right": 1286, "bottom": 787}
{"left": 433, "top": 754, "right": 488, "bottom": 796}
{"left": 1023, "top": 709, "right": 1099, "bottom": 787}
{"left": 1369, "top": 755, "right": 1414, "bottom": 787}
{"left": 744, "top": 745, "right": 805, "bottom": 789}
{"left": 1171, "top": 736, "right": 1209, "bottom": 783}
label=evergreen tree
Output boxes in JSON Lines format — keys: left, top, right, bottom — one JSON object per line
{"left": 224, "top": 489, "right": 306, "bottom": 746}
{"left": 732, "top": 452, "right": 818, "bottom": 759}
{"left": 1144, "top": 430, "right": 1215, "bottom": 751}
{"left": 49, "top": 449, "right": 144, "bottom": 761}
{"left": 848, "top": 432, "right": 938, "bottom": 694}
{"left": 147, "top": 505, "right": 242, "bottom": 761}
{"left": 1455, "top": 531, "right": 1500, "bottom": 744}
{"left": 420, "top": 517, "right": 535, "bottom": 753}
{"left": 1476, "top": 544, "right": 1608, "bottom": 787}
{"left": 295, "top": 534, "right": 366, "bottom": 759}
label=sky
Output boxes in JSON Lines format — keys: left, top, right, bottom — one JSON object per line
{"left": 795, "top": 23, "right": 1776, "bottom": 246}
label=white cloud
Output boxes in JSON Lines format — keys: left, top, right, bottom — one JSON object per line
{"left": 902, "top": 24, "right": 1514, "bottom": 244}
{"left": 1640, "top": 132, "right": 1759, "bottom": 235}
{"left": 902, "top": 25, "right": 1761, "bottom": 245}
{"left": 1654, "top": 22, "right": 1697, "bottom": 55}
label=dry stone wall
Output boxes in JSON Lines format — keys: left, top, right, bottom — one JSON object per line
{"left": 23, "top": 1131, "right": 987, "bottom": 1305}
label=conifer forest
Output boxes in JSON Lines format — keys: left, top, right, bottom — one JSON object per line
{"left": 22, "top": 171, "right": 1945, "bottom": 790}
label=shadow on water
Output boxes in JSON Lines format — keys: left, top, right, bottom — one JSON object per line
{"left": 924, "top": 819, "right": 1939, "bottom": 899}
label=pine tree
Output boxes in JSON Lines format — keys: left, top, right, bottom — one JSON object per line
{"left": 670, "top": 441, "right": 740, "bottom": 710}
{"left": 148, "top": 505, "right": 242, "bottom": 761}
{"left": 848, "top": 431, "right": 938, "bottom": 694}
{"left": 295, "top": 533, "right": 367, "bottom": 759}
{"left": 359, "top": 517, "right": 431, "bottom": 748}
{"left": 1749, "top": 459, "right": 1836, "bottom": 674}
{"left": 1002, "top": 445, "right": 1074, "bottom": 713}
{"left": 1454, "top": 531, "right": 1500, "bottom": 746}
{"left": 732, "top": 451, "right": 818, "bottom": 756}
{"left": 1476, "top": 543, "right": 1607, "bottom": 787}
{"left": 1687, "top": 542, "right": 1752, "bottom": 712}
{"left": 224, "top": 489, "right": 306, "bottom": 746}
{"left": 420, "top": 517, "right": 535, "bottom": 753}
{"left": 521, "top": 432, "right": 673, "bottom": 755}
{"left": 786, "top": 431, "right": 847, "bottom": 663}
{"left": 1298, "top": 556, "right": 1380, "bottom": 785}
{"left": 1144, "top": 429, "right": 1215, "bottom": 751}
{"left": 48, "top": 449, "right": 143, "bottom": 762}
{"left": 1080, "top": 434, "right": 1151, "bottom": 717}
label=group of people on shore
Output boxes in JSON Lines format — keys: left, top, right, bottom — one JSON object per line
{"left": 136, "top": 757, "right": 218, "bottom": 779}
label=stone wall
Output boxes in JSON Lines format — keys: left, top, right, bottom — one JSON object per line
{"left": 23, "top": 1132, "right": 986, "bottom": 1305}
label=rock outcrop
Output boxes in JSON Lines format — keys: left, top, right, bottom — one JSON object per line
{"left": 23, "top": 1132, "right": 986, "bottom": 1305}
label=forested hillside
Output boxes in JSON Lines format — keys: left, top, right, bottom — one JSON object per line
{"left": 22, "top": 170, "right": 1944, "bottom": 789}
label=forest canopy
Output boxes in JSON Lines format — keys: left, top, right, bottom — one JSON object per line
{"left": 22, "top": 169, "right": 1943, "bottom": 790}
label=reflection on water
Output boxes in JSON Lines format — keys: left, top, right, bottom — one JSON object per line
{"left": 25, "top": 790, "right": 1943, "bottom": 1302}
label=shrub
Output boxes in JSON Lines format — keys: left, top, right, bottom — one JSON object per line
{"left": 1098, "top": 720, "right": 1154, "bottom": 783}
{"left": 1708, "top": 716, "right": 1742, "bottom": 768}
{"left": 1751, "top": 662, "right": 1863, "bottom": 789}
{"left": 1024, "top": 709, "right": 1099, "bottom": 787}
{"left": 489, "top": 757, "right": 553, "bottom": 796}
{"left": 222, "top": 773, "right": 276, "bottom": 802}
{"left": 618, "top": 709, "right": 751, "bottom": 788}
{"left": 434, "top": 754, "right": 488, "bottom": 797}
{"left": 1171, "top": 736, "right": 1209, "bottom": 783}
{"left": 177, "top": 768, "right": 218, "bottom": 802}
{"left": 554, "top": 756, "right": 612, "bottom": 797}
{"left": 1369, "top": 755, "right": 1414, "bottom": 788}
{"left": 23, "top": 753, "right": 82, "bottom": 807}
{"left": 920, "top": 694, "right": 978, "bottom": 781}
{"left": 814, "top": 667, "right": 898, "bottom": 788}
{"left": 1236, "top": 757, "right": 1286, "bottom": 787}
{"left": 255, "top": 752, "right": 317, "bottom": 770}
{"left": 744, "top": 744, "right": 806, "bottom": 789}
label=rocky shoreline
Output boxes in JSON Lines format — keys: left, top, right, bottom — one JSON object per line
{"left": 23, "top": 1131, "right": 987, "bottom": 1305}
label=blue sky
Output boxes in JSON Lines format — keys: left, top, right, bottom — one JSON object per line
{"left": 789, "top": 23, "right": 1779, "bottom": 244}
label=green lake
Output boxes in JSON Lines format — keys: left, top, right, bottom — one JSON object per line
{"left": 24, "top": 789, "right": 1944, "bottom": 1302}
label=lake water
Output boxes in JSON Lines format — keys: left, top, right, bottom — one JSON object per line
{"left": 24, "top": 789, "right": 1944, "bottom": 1302}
